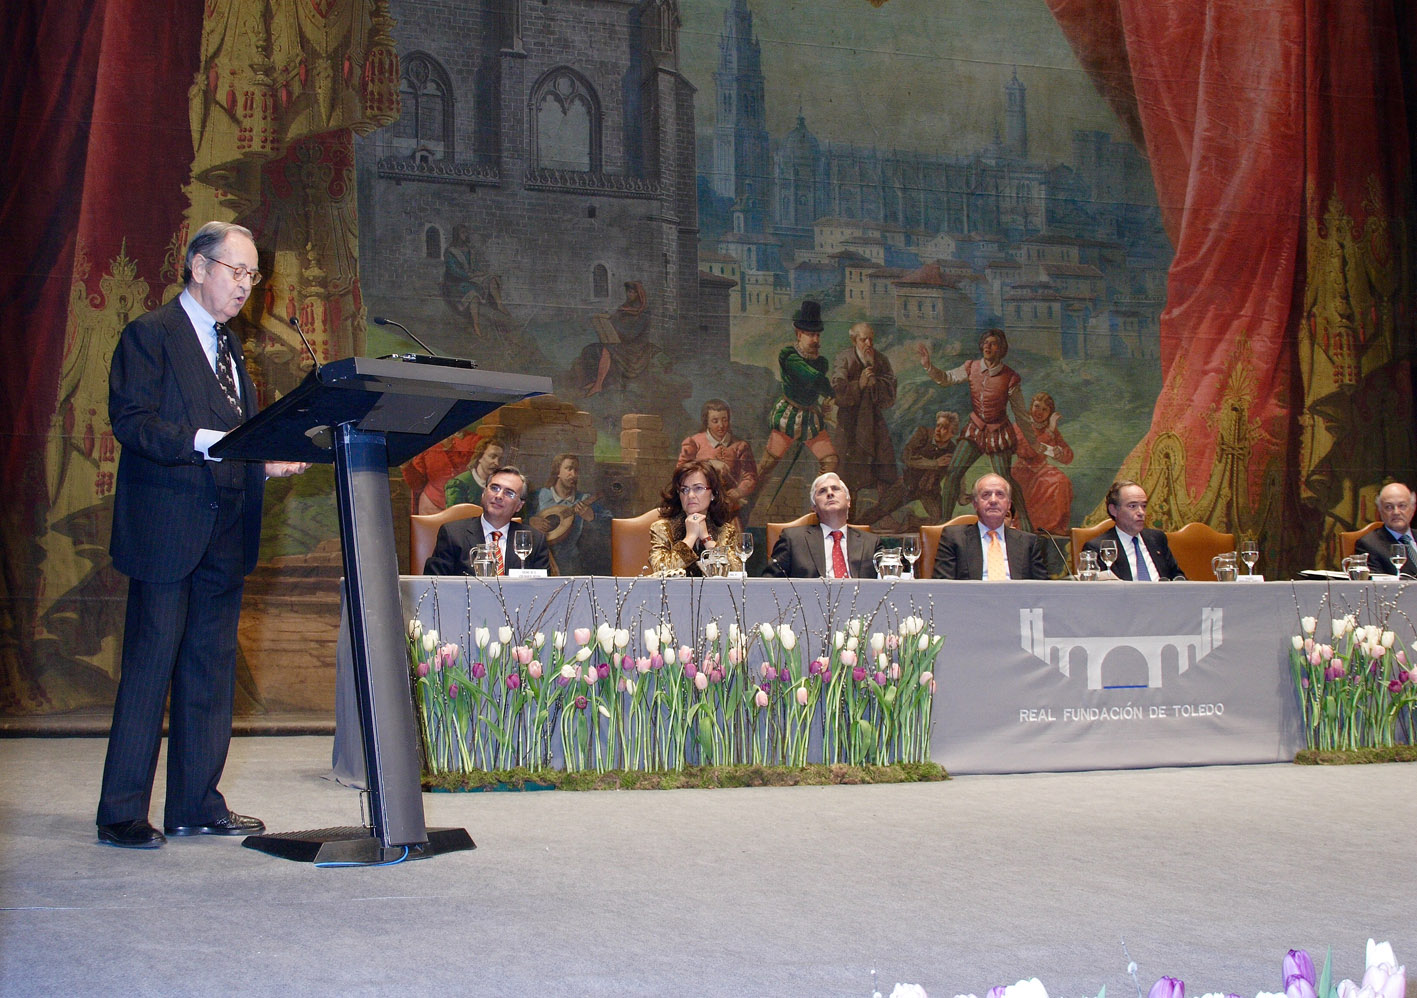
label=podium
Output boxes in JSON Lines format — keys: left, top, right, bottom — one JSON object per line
{"left": 212, "top": 356, "right": 552, "bottom": 864}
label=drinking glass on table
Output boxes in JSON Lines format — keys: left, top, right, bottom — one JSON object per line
{"left": 901, "top": 535, "right": 920, "bottom": 577}
{"left": 1097, "top": 539, "right": 1118, "bottom": 575}
{"left": 513, "top": 529, "right": 533, "bottom": 568}
{"left": 1391, "top": 543, "right": 1408, "bottom": 577}
{"left": 1239, "top": 538, "right": 1259, "bottom": 577}
{"left": 738, "top": 530, "right": 754, "bottom": 565}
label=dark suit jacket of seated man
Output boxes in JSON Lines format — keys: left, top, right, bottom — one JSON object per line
{"left": 423, "top": 465, "right": 552, "bottom": 574}
{"left": 1082, "top": 526, "right": 1185, "bottom": 580}
{"left": 764, "top": 471, "right": 880, "bottom": 578}
{"left": 933, "top": 522, "right": 1048, "bottom": 580}
{"left": 764, "top": 523, "right": 879, "bottom": 578}
{"left": 1354, "top": 525, "right": 1417, "bottom": 577}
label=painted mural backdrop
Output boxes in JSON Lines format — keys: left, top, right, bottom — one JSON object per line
{"left": 1, "top": 0, "right": 1411, "bottom": 720}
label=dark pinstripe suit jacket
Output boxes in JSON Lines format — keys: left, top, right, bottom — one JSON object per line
{"left": 108, "top": 296, "right": 266, "bottom": 583}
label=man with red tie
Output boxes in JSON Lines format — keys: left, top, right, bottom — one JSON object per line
{"left": 933, "top": 473, "right": 1048, "bottom": 581}
{"left": 764, "top": 472, "right": 879, "bottom": 579}
{"left": 423, "top": 465, "right": 551, "bottom": 575}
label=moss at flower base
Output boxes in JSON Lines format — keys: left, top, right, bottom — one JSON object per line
{"left": 423, "top": 761, "right": 948, "bottom": 792}
{"left": 1294, "top": 746, "right": 1417, "bottom": 765}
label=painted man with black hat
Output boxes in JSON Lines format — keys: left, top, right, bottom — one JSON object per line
{"left": 755, "top": 300, "right": 838, "bottom": 500}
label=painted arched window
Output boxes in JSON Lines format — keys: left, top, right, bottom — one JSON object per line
{"left": 592, "top": 264, "right": 610, "bottom": 299}
{"left": 395, "top": 52, "right": 455, "bottom": 160}
{"left": 530, "top": 67, "right": 600, "bottom": 172}
{"left": 426, "top": 226, "right": 443, "bottom": 259}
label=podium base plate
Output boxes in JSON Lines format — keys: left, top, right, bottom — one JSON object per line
{"left": 241, "top": 825, "right": 475, "bottom": 866}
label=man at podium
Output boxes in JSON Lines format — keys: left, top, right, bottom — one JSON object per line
{"left": 97, "top": 221, "right": 306, "bottom": 850}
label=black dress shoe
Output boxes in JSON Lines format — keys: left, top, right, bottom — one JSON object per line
{"left": 97, "top": 819, "right": 166, "bottom": 849}
{"left": 165, "top": 811, "right": 265, "bottom": 836}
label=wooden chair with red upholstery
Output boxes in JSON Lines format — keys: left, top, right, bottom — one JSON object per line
{"left": 1340, "top": 522, "right": 1383, "bottom": 560}
{"left": 1069, "top": 518, "right": 1115, "bottom": 575}
{"left": 610, "top": 507, "right": 662, "bottom": 577}
{"left": 1166, "top": 521, "right": 1236, "bottom": 581}
{"left": 410, "top": 503, "right": 482, "bottom": 574}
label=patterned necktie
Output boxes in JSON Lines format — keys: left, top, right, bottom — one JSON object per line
{"left": 986, "top": 529, "right": 1006, "bottom": 581}
{"left": 830, "top": 530, "right": 848, "bottom": 578}
{"left": 213, "top": 323, "right": 243, "bottom": 417}
{"left": 490, "top": 530, "right": 505, "bottom": 575}
{"left": 1404, "top": 535, "right": 1417, "bottom": 572}
{"left": 1133, "top": 536, "right": 1152, "bottom": 580}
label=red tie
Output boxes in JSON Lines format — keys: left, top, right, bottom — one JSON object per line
{"left": 831, "top": 530, "right": 848, "bottom": 578}
{"left": 490, "top": 530, "right": 505, "bottom": 575}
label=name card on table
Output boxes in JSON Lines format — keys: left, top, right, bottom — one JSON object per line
{"left": 507, "top": 568, "right": 548, "bottom": 579}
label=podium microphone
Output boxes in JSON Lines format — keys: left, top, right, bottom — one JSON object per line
{"left": 287, "top": 314, "right": 321, "bottom": 374}
{"left": 372, "top": 315, "right": 439, "bottom": 357}
{"left": 1043, "top": 530, "right": 1079, "bottom": 580}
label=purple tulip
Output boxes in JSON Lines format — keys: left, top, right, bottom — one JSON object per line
{"left": 986, "top": 987, "right": 1006, "bottom": 998}
{"left": 505, "top": 673, "right": 521, "bottom": 691}
{"left": 711, "top": 668, "right": 725, "bottom": 684}
{"left": 574, "top": 694, "right": 588, "bottom": 710}
{"left": 1148, "top": 977, "right": 1184, "bottom": 998}
{"left": 470, "top": 661, "right": 487, "bottom": 680}
{"left": 416, "top": 661, "right": 430, "bottom": 678}
{"left": 554, "top": 674, "right": 569, "bottom": 687}
{"left": 597, "top": 662, "right": 611, "bottom": 680}
{"left": 650, "top": 653, "right": 664, "bottom": 670}
{"left": 852, "top": 666, "right": 867, "bottom": 683}
{"left": 820, "top": 666, "right": 832, "bottom": 683}
{"left": 779, "top": 666, "right": 790, "bottom": 683}
{"left": 684, "top": 662, "right": 698, "bottom": 679}
{"left": 1285, "top": 979, "right": 1316, "bottom": 998}
{"left": 1284, "top": 951, "right": 1315, "bottom": 989}
{"left": 448, "top": 682, "right": 459, "bottom": 699}
{"left": 873, "top": 670, "right": 888, "bottom": 686}
{"left": 1389, "top": 679, "right": 1404, "bottom": 694}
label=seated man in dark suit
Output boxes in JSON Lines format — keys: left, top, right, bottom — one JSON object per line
{"left": 1082, "top": 480, "right": 1185, "bottom": 580}
{"left": 424, "top": 465, "right": 552, "bottom": 575}
{"left": 1354, "top": 481, "right": 1417, "bottom": 577}
{"left": 933, "top": 473, "right": 1048, "bottom": 580}
{"left": 764, "top": 472, "right": 879, "bottom": 579}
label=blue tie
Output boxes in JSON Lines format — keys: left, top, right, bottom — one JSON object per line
{"left": 1133, "top": 536, "right": 1151, "bottom": 580}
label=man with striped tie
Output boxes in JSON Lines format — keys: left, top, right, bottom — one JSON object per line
{"left": 933, "top": 473, "right": 1048, "bottom": 581}
{"left": 1354, "top": 482, "right": 1417, "bottom": 578}
{"left": 97, "top": 221, "right": 307, "bottom": 849}
{"left": 423, "top": 465, "right": 551, "bottom": 576}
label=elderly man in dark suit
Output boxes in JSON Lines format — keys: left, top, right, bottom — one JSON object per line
{"left": 424, "top": 465, "right": 552, "bottom": 575}
{"left": 98, "top": 221, "right": 306, "bottom": 849}
{"left": 1082, "top": 480, "right": 1185, "bottom": 581}
{"left": 933, "top": 473, "right": 1048, "bottom": 580}
{"left": 764, "top": 472, "right": 879, "bottom": 579}
{"left": 1354, "top": 482, "right": 1417, "bottom": 577}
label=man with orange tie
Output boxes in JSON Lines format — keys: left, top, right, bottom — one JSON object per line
{"left": 423, "top": 465, "right": 551, "bottom": 575}
{"left": 764, "top": 472, "right": 879, "bottom": 579}
{"left": 933, "top": 473, "right": 1048, "bottom": 580}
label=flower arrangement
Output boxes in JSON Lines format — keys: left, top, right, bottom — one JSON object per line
{"left": 405, "top": 608, "right": 945, "bottom": 777}
{"left": 1287, "top": 608, "right": 1417, "bottom": 752}
{"left": 881, "top": 940, "right": 1404, "bottom": 998}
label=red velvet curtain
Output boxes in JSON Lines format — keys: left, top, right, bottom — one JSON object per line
{"left": 1046, "top": 0, "right": 1413, "bottom": 567}
{"left": 0, "top": 0, "right": 201, "bottom": 709}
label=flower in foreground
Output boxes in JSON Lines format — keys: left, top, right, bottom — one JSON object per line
{"left": 1147, "top": 977, "right": 1183, "bottom": 998}
{"left": 1284, "top": 949, "right": 1316, "bottom": 990}
{"left": 1003, "top": 979, "right": 1048, "bottom": 998}
{"left": 754, "top": 689, "right": 769, "bottom": 708}
{"left": 1300, "top": 615, "right": 1316, "bottom": 634}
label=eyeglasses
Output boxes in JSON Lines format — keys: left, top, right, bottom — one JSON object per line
{"left": 204, "top": 257, "right": 263, "bottom": 286}
{"left": 484, "top": 483, "right": 522, "bottom": 499}
{"left": 678, "top": 485, "right": 710, "bottom": 497}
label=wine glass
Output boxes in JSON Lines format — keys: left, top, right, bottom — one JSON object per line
{"left": 738, "top": 530, "right": 754, "bottom": 567}
{"left": 901, "top": 535, "right": 920, "bottom": 577}
{"left": 513, "top": 529, "right": 533, "bottom": 568}
{"left": 1391, "top": 543, "right": 1409, "bottom": 577}
{"left": 1097, "top": 539, "right": 1118, "bottom": 574}
{"left": 1239, "top": 538, "right": 1259, "bottom": 576}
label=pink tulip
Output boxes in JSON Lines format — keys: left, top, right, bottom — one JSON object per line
{"left": 684, "top": 662, "right": 698, "bottom": 679}
{"left": 886, "top": 633, "right": 899, "bottom": 650}
{"left": 636, "top": 656, "right": 651, "bottom": 673}
{"left": 1147, "top": 977, "right": 1183, "bottom": 998}
{"left": 1397, "top": 649, "right": 1408, "bottom": 666}
{"left": 416, "top": 661, "right": 430, "bottom": 678}
{"left": 678, "top": 644, "right": 693, "bottom": 663}
{"left": 728, "top": 646, "right": 741, "bottom": 665}
{"left": 841, "top": 649, "right": 858, "bottom": 667}
{"left": 1308, "top": 649, "right": 1323, "bottom": 667}
{"left": 919, "top": 671, "right": 933, "bottom": 686}
{"left": 711, "top": 668, "right": 725, "bottom": 684}
{"left": 650, "top": 653, "right": 664, "bottom": 670}
{"left": 754, "top": 689, "right": 769, "bottom": 708}
{"left": 889, "top": 663, "right": 901, "bottom": 680}
{"left": 513, "top": 645, "right": 533, "bottom": 665}
{"left": 873, "top": 670, "right": 888, "bottom": 686}
{"left": 694, "top": 672, "right": 709, "bottom": 692}
{"left": 448, "top": 682, "right": 459, "bottom": 699}
{"left": 529, "top": 661, "right": 543, "bottom": 679}
{"left": 573, "top": 627, "right": 591, "bottom": 645}
{"left": 795, "top": 687, "right": 809, "bottom": 706}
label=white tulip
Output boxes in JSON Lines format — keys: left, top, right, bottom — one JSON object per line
{"left": 778, "top": 623, "right": 796, "bottom": 649}
{"left": 498, "top": 625, "right": 513, "bottom": 645}
{"left": 553, "top": 630, "right": 566, "bottom": 650}
{"left": 533, "top": 631, "right": 546, "bottom": 648}
{"left": 488, "top": 642, "right": 501, "bottom": 658}
{"left": 1300, "top": 615, "right": 1317, "bottom": 634}
{"left": 643, "top": 628, "right": 660, "bottom": 652}
{"left": 575, "top": 646, "right": 593, "bottom": 662}
{"left": 1292, "top": 635, "right": 1304, "bottom": 650}
{"left": 705, "top": 620, "right": 719, "bottom": 643}
{"left": 870, "top": 632, "right": 886, "bottom": 655}
{"left": 759, "top": 622, "right": 775, "bottom": 642}
{"left": 560, "top": 663, "right": 577, "bottom": 680}
{"left": 422, "top": 632, "right": 438, "bottom": 653}
{"left": 408, "top": 619, "right": 423, "bottom": 638}
{"left": 1381, "top": 630, "right": 1396, "bottom": 648}
{"left": 474, "top": 626, "right": 490, "bottom": 648}
{"left": 596, "top": 622, "right": 614, "bottom": 652}
{"left": 847, "top": 618, "right": 862, "bottom": 637}
{"left": 918, "top": 634, "right": 930, "bottom": 652}
{"left": 846, "top": 635, "right": 859, "bottom": 652}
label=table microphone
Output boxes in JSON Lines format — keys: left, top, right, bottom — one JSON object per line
{"left": 372, "top": 315, "right": 439, "bottom": 357}
{"left": 286, "top": 314, "right": 321, "bottom": 373}
{"left": 1042, "top": 529, "right": 1079, "bottom": 580}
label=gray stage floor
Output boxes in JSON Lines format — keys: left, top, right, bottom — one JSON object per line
{"left": 1, "top": 736, "right": 1413, "bottom": 997}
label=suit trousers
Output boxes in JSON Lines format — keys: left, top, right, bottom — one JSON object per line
{"left": 97, "top": 487, "right": 247, "bottom": 826}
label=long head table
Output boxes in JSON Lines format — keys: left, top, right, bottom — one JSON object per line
{"left": 335, "top": 577, "right": 1416, "bottom": 776}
